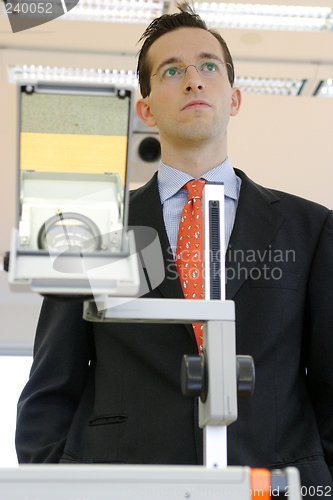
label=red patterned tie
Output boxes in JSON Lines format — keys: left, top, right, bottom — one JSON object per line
{"left": 176, "top": 179, "right": 205, "bottom": 351}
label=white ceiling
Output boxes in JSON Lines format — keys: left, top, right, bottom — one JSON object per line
{"left": 1, "top": 1, "right": 333, "bottom": 66}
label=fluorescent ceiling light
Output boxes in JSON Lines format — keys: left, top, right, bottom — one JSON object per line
{"left": 313, "top": 79, "right": 333, "bottom": 98}
{"left": 64, "top": 0, "right": 164, "bottom": 23}
{"left": 235, "top": 76, "right": 306, "bottom": 96}
{"left": 194, "top": 3, "right": 333, "bottom": 32}
{"left": 9, "top": 65, "right": 328, "bottom": 98}
{"left": 8, "top": 65, "right": 138, "bottom": 86}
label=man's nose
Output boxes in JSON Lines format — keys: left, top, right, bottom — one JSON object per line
{"left": 183, "top": 65, "right": 205, "bottom": 92}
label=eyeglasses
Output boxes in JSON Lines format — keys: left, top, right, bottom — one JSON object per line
{"left": 151, "top": 60, "right": 233, "bottom": 84}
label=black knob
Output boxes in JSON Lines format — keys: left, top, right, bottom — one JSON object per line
{"left": 181, "top": 354, "right": 207, "bottom": 401}
{"left": 3, "top": 252, "right": 10, "bottom": 272}
{"left": 236, "top": 355, "right": 255, "bottom": 397}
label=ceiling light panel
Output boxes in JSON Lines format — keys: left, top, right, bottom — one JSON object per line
{"left": 235, "top": 76, "right": 306, "bottom": 95}
{"left": 194, "top": 3, "right": 333, "bottom": 32}
{"left": 65, "top": 0, "right": 164, "bottom": 23}
{"left": 314, "top": 79, "right": 333, "bottom": 98}
{"left": 8, "top": 65, "right": 138, "bottom": 86}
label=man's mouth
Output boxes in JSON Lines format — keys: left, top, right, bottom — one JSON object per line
{"left": 182, "top": 100, "right": 211, "bottom": 111}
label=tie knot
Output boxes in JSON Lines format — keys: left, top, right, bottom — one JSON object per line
{"left": 184, "top": 179, "right": 205, "bottom": 200}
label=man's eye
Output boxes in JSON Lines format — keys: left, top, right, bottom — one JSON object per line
{"left": 164, "top": 67, "right": 179, "bottom": 78}
{"left": 202, "top": 62, "right": 218, "bottom": 72}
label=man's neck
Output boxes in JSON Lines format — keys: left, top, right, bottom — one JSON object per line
{"left": 160, "top": 138, "right": 228, "bottom": 178}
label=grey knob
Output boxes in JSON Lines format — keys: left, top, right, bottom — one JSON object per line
{"left": 236, "top": 355, "right": 255, "bottom": 397}
{"left": 270, "top": 469, "right": 289, "bottom": 495}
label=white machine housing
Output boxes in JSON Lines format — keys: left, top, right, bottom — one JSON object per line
{"left": 8, "top": 82, "right": 141, "bottom": 296}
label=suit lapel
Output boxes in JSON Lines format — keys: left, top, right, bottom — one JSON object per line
{"left": 129, "top": 173, "right": 184, "bottom": 300}
{"left": 226, "top": 169, "right": 285, "bottom": 299}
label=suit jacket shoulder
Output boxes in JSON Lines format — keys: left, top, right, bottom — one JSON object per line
{"left": 234, "top": 167, "right": 331, "bottom": 220}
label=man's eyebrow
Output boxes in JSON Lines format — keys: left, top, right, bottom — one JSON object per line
{"left": 153, "top": 57, "right": 182, "bottom": 75}
{"left": 199, "top": 53, "right": 224, "bottom": 63}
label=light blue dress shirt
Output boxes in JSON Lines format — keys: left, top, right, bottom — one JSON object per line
{"left": 157, "top": 158, "right": 241, "bottom": 258}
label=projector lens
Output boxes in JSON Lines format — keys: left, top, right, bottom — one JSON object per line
{"left": 37, "top": 212, "right": 102, "bottom": 253}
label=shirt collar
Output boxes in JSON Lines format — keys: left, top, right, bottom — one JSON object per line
{"left": 157, "top": 157, "right": 239, "bottom": 204}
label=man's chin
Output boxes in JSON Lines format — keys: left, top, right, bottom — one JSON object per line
{"left": 178, "top": 127, "right": 215, "bottom": 143}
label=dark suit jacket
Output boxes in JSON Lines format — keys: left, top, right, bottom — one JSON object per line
{"left": 16, "top": 169, "right": 333, "bottom": 490}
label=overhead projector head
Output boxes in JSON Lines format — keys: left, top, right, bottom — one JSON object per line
{"left": 7, "top": 82, "right": 145, "bottom": 297}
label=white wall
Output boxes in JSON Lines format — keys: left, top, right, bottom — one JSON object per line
{"left": 0, "top": 356, "right": 33, "bottom": 465}
{"left": 229, "top": 94, "right": 333, "bottom": 208}
{"left": 0, "top": 272, "right": 41, "bottom": 355}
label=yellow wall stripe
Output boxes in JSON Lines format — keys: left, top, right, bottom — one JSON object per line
{"left": 20, "top": 132, "right": 127, "bottom": 181}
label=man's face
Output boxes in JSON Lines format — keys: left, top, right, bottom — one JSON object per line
{"left": 136, "top": 27, "right": 241, "bottom": 148}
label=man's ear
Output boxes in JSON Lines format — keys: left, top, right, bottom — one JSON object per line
{"left": 230, "top": 87, "right": 241, "bottom": 117}
{"left": 136, "top": 98, "right": 157, "bottom": 128}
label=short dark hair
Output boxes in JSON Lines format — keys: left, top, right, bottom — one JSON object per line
{"left": 137, "top": 2, "right": 235, "bottom": 98}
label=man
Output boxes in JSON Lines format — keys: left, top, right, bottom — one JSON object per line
{"left": 16, "top": 2, "right": 333, "bottom": 493}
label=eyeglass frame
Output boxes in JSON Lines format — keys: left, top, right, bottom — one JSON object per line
{"left": 151, "top": 59, "right": 234, "bottom": 85}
